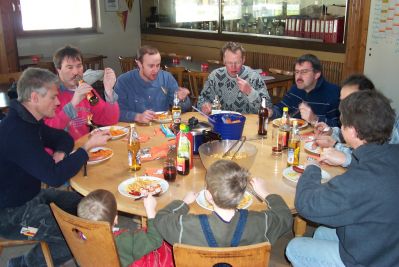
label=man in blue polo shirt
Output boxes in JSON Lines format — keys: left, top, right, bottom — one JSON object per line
{"left": 115, "top": 45, "right": 191, "bottom": 123}
{"left": 268, "top": 54, "right": 340, "bottom": 127}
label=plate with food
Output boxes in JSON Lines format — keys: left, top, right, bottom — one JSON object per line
{"left": 153, "top": 111, "right": 172, "bottom": 123}
{"left": 92, "top": 126, "right": 128, "bottom": 140}
{"left": 282, "top": 165, "right": 331, "bottom": 184}
{"left": 304, "top": 142, "right": 322, "bottom": 155}
{"left": 118, "top": 176, "right": 169, "bottom": 199}
{"left": 196, "top": 189, "right": 253, "bottom": 211}
{"left": 272, "top": 118, "right": 308, "bottom": 129}
{"left": 88, "top": 147, "right": 113, "bottom": 164}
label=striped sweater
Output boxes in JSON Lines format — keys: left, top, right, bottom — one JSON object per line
{"left": 197, "top": 66, "right": 272, "bottom": 114}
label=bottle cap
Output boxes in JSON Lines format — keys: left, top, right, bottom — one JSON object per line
{"left": 283, "top": 107, "right": 288, "bottom": 112}
{"left": 180, "top": 123, "right": 188, "bottom": 132}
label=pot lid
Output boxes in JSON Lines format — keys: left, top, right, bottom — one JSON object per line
{"left": 188, "top": 116, "right": 212, "bottom": 134}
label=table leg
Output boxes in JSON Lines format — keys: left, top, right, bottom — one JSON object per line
{"left": 293, "top": 215, "right": 307, "bottom": 237}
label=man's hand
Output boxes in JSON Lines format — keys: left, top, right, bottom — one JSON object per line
{"left": 314, "top": 122, "right": 332, "bottom": 136}
{"left": 201, "top": 102, "right": 212, "bottom": 115}
{"left": 299, "top": 102, "right": 318, "bottom": 124}
{"left": 53, "top": 151, "right": 66, "bottom": 163}
{"left": 319, "top": 148, "right": 346, "bottom": 166}
{"left": 143, "top": 194, "right": 157, "bottom": 219}
{"left": 250, "top": 177, "right": 269, "bottom": 200}
{"left": 103, "top": 68, "right": 117, "bottom": 101}
{"left": 267, "top": 107, "right": 273, "bottom": 118}
{"left": 71, "top": 82, "right": 93, "bottom": 107}
{"left": 177, "top": 87, "right": 190, "bottom": 101}
{"left": 314, "top": 135, "right": 336, "bottom": 148}
{"left": 236, "top": 76, "right": 252, "bottom": 95}
{"left": 183, "top": 191, "right": 199, "bottom": 205}
{"left": 82, "top": 130, "right": 111, "bottom": 152}
{"left": 135, "top": 110, "right": 155, "bottom": 123}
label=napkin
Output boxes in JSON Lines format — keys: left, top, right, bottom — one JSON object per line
{"left": 140, "top": 140, "right": 176, "bottom": 162}
{"left": 144, "top": 168, "right": 164, "bottom": 179}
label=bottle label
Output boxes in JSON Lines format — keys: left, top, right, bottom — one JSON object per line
{"left": 287, "top": 148, "right": 294, "bottom": 164}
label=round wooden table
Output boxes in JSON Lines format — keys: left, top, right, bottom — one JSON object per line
{"left": 71, "top": 112, "right": 344, "bottom": 235}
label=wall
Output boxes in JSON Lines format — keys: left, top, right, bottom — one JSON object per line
{"left": 16, "top": 0, "right": 141, "bottom": 75}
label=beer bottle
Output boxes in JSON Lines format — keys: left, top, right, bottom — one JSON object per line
{"left": 279, "top": 107, "right": 290, "bottom": 149}
{"left": 258, "top": 97, "right": 268, "bottom": 135}
{"left": 171, "top": 91, "right": 182, "bottom": 134}
{"left": 127, "top": 123, "right": 141, "bottom": 171}
{"left": 287, "top": 120, "right": 301, "bottom": 166}
{"left": 211, "top": 95, "right": 222, "bottom": 114}
{"left": 77, "top": 78, "right": 99, "bottom": 106}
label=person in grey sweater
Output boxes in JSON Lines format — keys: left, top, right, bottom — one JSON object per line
{"left": 286, "top": 90, "right": 399, "bottom": 267}
{"left": 154, "top": 160, "right": 292, "bottom": 247}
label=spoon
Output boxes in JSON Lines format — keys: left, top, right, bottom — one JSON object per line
{"left": 191, "top": 106, "right": 216, "bottom": 123}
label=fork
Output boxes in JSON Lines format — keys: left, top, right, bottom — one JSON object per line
{"left": 87, "top": 114, "right": 98, "bottom": 131}
{"left": 247, "top": 183, "right": 264, "bottom": 203}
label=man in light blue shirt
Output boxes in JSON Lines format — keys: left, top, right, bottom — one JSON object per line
{"left": 314, "top": 74, "right": 399, "bottom": 167}
{"left": 115, "top": 45, "right": 191, "bottom": 123}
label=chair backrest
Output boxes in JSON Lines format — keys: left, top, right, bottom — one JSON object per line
{"left": 188, "top": 71, "right": 209, "bottom": 104}
{"left": 83, "top": 55, "right": 105, "bottom": 70}
{"left": 118, "top": 56, "right": 136, "bottom": 73}
{"left": 165, "top": 66, "right": 186, "bottom": 87}
{"left": 173, "top": 242, "right": 271, "bottom": 267}
{"left": 50, "top": 203, "right": 121, "bottom": 267}
{"left": 0, "top": 72, "right": 22, "bottom": 84}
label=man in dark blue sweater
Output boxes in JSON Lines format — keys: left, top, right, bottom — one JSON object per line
{"left": 286, "top": 90, "right": 399, "bottom": 266}
{"left": 268, "top": 54, "right": 341, "bottom": 127}
{"left": 0, "top": 68, "right": 110, "bottom": 267}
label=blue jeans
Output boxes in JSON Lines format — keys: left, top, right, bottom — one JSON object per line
{"left": 286, "top": 226, "right": 345, "bottom": 267}
{"left": 0, "top": 188, "right": 82, "bottom": 267}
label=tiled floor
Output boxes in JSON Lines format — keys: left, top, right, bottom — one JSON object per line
{"left": 1, "top": 214, "right": 315, "bottom": 266}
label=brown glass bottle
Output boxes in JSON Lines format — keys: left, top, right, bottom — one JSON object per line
{"left": 258, "top": 97, "right": 269, "bottom": 135}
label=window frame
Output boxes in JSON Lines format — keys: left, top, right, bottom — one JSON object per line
{"left": 14, "top": 0, "right": 98, "bottom": 37}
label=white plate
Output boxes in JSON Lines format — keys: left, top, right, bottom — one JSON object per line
{"left": 118, "top": 176, "right": 169, "bottom": 199}
{"left": 153, "top": 111, "right": 172, "bottom": 123}
{"left": 196, "top": 189, "right": 253, "bottom": 211}
{"left": 219, "top": 111, "right": 242, "bottom": 115}
{"left": 92, "top": 125, "right": 128, "bottom": 140}
{"left": 282, "top": 166, "right": 331, "bottom": 184}
{"left": 304, "top": 142, "right": 322, "bottom": 155}
{"left": 272, "top": 118, "right": 308, "bottom": 129}
{"left": 88, "top": 147, "right": 113, "bottom": 165}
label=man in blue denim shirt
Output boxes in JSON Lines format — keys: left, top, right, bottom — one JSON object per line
{"left": 115, "top": 45, "right": 191, "bottom": 123}
{"left": 0, "top": 68, "right": 110, "bottom": 267}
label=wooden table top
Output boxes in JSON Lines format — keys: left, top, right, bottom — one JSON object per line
{"left": 70, "top": 112, "right": 344, "bottom": 217}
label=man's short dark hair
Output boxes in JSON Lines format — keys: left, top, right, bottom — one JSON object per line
{"left": 295, "top": 54, "right": 322, "bottom": 73}
{"left": 136, "top": 45, "right": 159, "bottom": 63}
{"left": 342, "top": 74, "right": 375, "bottom": 91}
{"left": 221, "top": 42, "right": 246, "bottom": 59}
{"left": 339, "top": 90, "right": 395, "bottom": 144}
{"left": 53, "top": 45, "right": 83, "bottom": 70}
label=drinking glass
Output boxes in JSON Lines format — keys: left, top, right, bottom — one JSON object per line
{"left": 163, "top": 158, "right": 177, "bottom": 182}
{"left": 271, "top": 127, "right": 282, "bottom": 156}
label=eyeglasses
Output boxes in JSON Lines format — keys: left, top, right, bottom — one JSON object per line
{"left": 225, "top": 61, "right": 242, "bottom": 67}
{"left": 294, "top": 69, "right": 314, "bottom": 75}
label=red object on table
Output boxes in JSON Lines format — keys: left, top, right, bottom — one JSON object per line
{"left": 172, "top": 58, "right": 180, "bottom": 64}
{"left": 201, "top": 63, "right": 209, "bottom": 72}
{"left": 260, "top": 71, "right": 268, "bottom": 76}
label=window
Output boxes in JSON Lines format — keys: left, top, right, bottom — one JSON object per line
{"left": 15, "top": 0, "right": 97, "bottom": 35}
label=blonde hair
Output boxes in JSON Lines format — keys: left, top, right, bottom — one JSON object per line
{"left": 77, "top": 189, "right": 117, "bottom": 225}
{"left": 205, "top": 160, "right": 249, "bottom": 209}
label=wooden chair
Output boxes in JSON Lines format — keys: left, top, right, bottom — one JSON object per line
{"left": 0, "top": 72, "right": 22, "bottom": 84}
{"left": 50, "top": 203, "right": 121, "bottom": 267}
{"left": 188, "top": 70, "right": 209, "bottom": 104}
{"left": 173, "top": 242, "right": 271, "bottom": 267}
{"left": 83, "top": 55, "right": 105, "bottom": 70}
{"left": 268, "top": 68, "right": 293, "bottom": 104}
{"left": 165, "top": 66, "right": 186, "bottom": 87}
{"left": 37, "top": 61, "right": 56, "bottom": 73}
{"left": 0, "top": 239, "right": 54, "bottom": 267}
{"left": 118, "top": 56, "right": 136, "bottom": 73}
